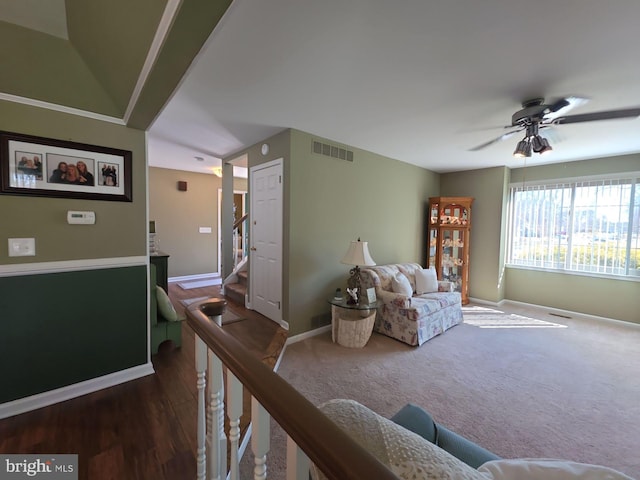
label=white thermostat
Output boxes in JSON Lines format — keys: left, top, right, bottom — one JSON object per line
{"left": 67, "top": 210, "right": 96, "bottom": 225}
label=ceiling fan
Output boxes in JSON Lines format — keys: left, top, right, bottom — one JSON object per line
{"left": 469, "top": 96, "right": 640, "bottom": 157}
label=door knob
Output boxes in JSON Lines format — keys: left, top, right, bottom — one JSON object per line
{"left": 250, "top": 247, "right": 257, "bottom": 251}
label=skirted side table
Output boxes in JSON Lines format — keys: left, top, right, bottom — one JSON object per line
{"left": 327, "top": 297, "right": 382, "bottom": 348}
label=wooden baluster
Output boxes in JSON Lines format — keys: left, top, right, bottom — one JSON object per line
{"left": 251, "top": 398, "right": 270, "bottom": 480}
{"left": 227, "top": 372, "right": 243, "bottom": 480}
{"left": 207, "top": 351, "right": 226, "bottom": 480}
{"left": 195, "top": 336, "right": 208, "bottom": 480}
{"left": 286, "top": 435, "right": 310, "bottom": 480}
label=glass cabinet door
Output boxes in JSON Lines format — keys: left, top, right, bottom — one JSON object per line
{"left": 440, "top": 228, "right": 465, "bottom": 292}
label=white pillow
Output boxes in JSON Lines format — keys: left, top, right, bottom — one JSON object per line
{"left": 415, "top": 267, "right": 438, "bottom": 294}
{"left": 478, "top": 458, "right": 634, "bottom": 480}
{"left": 391, "top": 272, "right": 413, "bottom": 296}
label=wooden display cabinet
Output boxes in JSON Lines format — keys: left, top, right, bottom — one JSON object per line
{"left": 427, "top": 197, "right": 473, "bottom": 304}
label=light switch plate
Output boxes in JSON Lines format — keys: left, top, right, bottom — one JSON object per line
{"left": 199, "top": 227, "right": 212, "bottom": 234}
{"left": 8, "top": 238, "right": 36, "bottom": 257}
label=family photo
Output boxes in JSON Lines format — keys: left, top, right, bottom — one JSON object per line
{"left": 2, "top": 131, "right": 132, "bottom": 201}
{"left": 15, "top": 151, "right": 44, "bottom": 180}
{"left": 46, "top": 153, "right": 95, "bottom": 186}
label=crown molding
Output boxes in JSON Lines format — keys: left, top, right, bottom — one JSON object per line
{"left": 0, "top": 92, "right": 125, "bottom": 125}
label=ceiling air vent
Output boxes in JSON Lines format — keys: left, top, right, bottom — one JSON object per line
{"left": 312, "top": 140, "right": 354, "bottom": 162}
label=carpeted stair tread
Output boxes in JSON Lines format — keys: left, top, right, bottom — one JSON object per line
{"left": 226, "top": 282, "right": 246, "bottom": 306}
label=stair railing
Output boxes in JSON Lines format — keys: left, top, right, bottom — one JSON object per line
{"left": 186, "top": 301, "right": 398, "bottom": 480}
{"left": 232, "top": 213, "right": 249, "bottom": 271}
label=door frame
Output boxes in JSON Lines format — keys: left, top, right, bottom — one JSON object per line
{"left": 248, "top": 158, "right": 286, "bottom": 328}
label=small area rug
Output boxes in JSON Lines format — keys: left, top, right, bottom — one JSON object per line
{"left": 177, "top": 276, "right": 222, "bottom": 290}
{"left": 180, "top": 296, "right": 245, "bottom": 325}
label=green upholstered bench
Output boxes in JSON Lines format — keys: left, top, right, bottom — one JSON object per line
{"left": 150, "top": 263, "right": 184, "bottom": 354}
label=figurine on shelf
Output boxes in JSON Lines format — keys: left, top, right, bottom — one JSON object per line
{"left": 346, "top": 287, "right": 358, "bottom": 305}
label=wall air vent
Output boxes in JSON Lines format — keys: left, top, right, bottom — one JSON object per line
{"left": 312, "top": 140, "right": 354, "bottom": 162}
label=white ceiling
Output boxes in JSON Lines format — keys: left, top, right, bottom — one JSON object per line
{"left": 11, "top": 1, "right": 639, "bottom": 175}
{"left": 149, "top": 0, "right": 640, "bottom": 175}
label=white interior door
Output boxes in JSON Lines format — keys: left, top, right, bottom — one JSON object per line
{"left": 249, "top": 159, "right": 283, "bottom": 325}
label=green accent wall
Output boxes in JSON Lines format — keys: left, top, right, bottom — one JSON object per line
{"left": 0, "top": 266, "right": 147, "bottom": 403}
{"left": 0, "top": 100, "right": 149, "bottom": 406}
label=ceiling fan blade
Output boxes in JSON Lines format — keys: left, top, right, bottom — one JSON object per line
{"left": 468, "top": 129, "right": 522, "bottom": 151}
{"left": 543, "top": 96, "right": 589, "bottom": 119}
{"left": 554, "top": 108, "right": 640, "bottom": 125}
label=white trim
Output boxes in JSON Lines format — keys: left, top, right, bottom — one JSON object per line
{"left": 0, "top": 92, "right": 124, "bottom": 125}
{"left": 469, "top": 296, "right": 639, "bottom": 329}
{"left": 0, "top": 256, "right": 147, "bottom": 277}
{"left": 123, "top": 0, "right": 183, "bottom": 123}
{"left": 146, "top": 0, "right": 239, "bottom": 126}
{"left": 468, "top": 297, "right": 505, "bottom": 307}
{"left": 169, "top": 272, "right": 221, "bottom": 283}
{"left": 0, "top": 363, "right": 154, "bottom": 420}
{"left": 505, "top": 264, "right": 640, "bottom": 283}
{"left": 286, "top": 325, "right": 331, "bottom": 345}
{"left": 501, "top": 299, "right": 640, "bottom": 329}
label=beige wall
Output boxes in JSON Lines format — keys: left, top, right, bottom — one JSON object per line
{"left": 148, "top": 167, "right": 247, "bottom": 278}
{"left": 440, "top": 167, "right": 509, "bottom": 303}
{"left": 0, "top": 100, "right": 147, "bottom": 264}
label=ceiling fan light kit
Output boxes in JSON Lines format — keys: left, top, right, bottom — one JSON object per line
{"left": 513, "top": 139, "right": 531, "bottom": 158}
{"left": 471, "top": 96, "right": 640, "bottom": 157}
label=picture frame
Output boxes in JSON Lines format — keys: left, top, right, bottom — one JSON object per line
{"left": 0, "top": 130, "right": 132, "bottom": 202}
{"left": 366, "top": 287, "right": 377, "bottom": 304}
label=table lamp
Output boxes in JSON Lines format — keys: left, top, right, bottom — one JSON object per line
{"left": 341, "top": 238, "right": 376, "bottom": 304}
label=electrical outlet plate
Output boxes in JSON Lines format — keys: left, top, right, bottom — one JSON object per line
{"left": 8, "top": 238, "right": 36, "bottom": 257}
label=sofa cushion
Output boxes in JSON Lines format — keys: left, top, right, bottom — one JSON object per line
{"left": 415, "top": 267, "right": 438, "bottom": 294}
{"left": 392, "top": 272, "right": 413, "bottom": 296}
{"left": 478, "top": 459, "right": 634, "bottom": 480}
{"left": 156, "top": 285, "right": 179, "bottom": 322}
{"left": 311, "top": 399, "right": 488, "bottom": 480}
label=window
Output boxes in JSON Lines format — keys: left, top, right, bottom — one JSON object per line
{"left": 507, "top": 175, "right": 640, "bottom": 278}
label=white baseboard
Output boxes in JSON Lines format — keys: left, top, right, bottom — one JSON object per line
{"left": 0, "top": 363, "right": 155, "bottom": 420}
{"left": 286, "top": 325, "right": 331, "bottom": 345}
{"left": 502, "top": 299, "right": 640, "bottom": 329}
{"left": 169, "top": 272, "right": 220, "bottom": 283}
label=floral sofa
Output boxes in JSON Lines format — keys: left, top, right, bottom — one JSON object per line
{"left": 360, "top": 262, "right": 463, "bottom": 346}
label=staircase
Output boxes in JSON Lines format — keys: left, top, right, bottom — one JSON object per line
{"left": 225, "top": 270, "right": 247, "bottom": 307}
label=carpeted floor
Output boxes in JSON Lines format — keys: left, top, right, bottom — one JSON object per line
{"left": 262, "top": 303, "right": 640, "bottom": 478}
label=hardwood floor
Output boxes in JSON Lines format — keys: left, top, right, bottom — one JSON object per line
{"left": 0, "top": 283, "right": 287, "bottom": 480}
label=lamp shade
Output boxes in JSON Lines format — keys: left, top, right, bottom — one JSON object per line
{"left": 341, "top": 239, "right": 376, "bottom": 266}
